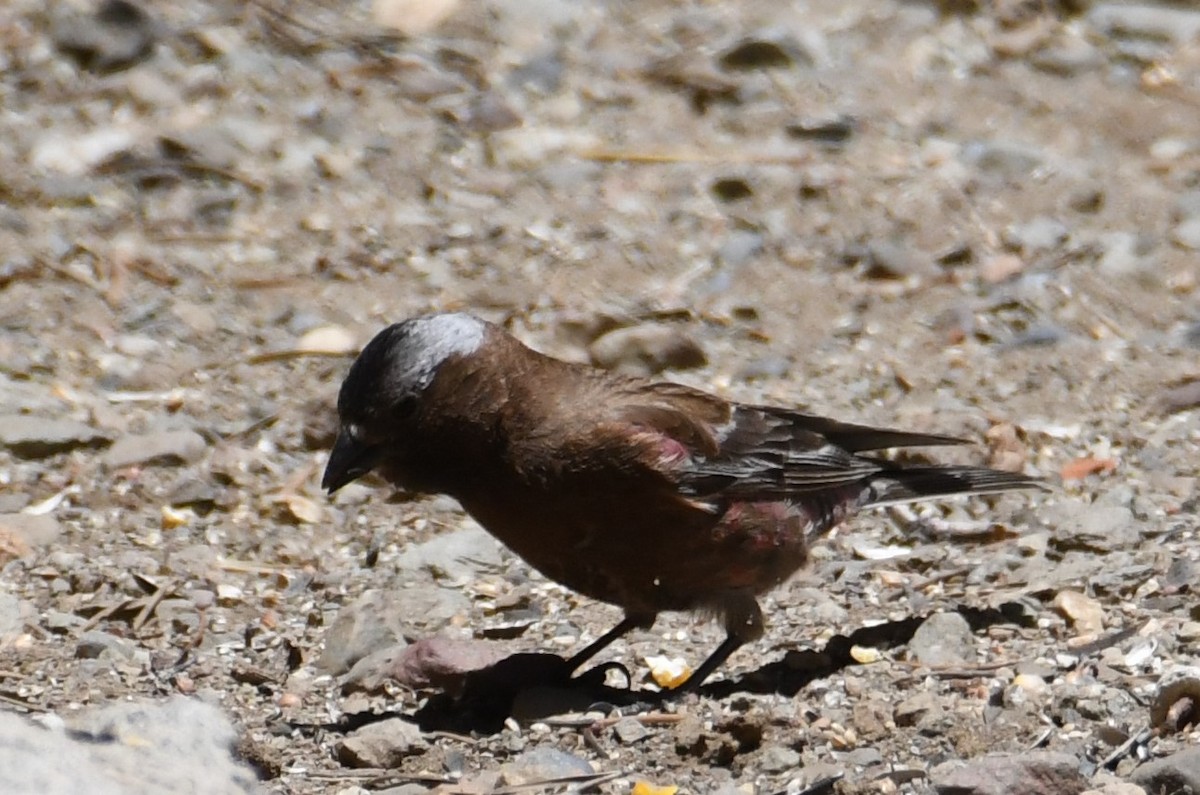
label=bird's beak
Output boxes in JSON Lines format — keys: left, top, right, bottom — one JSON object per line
{"left": 322, "top": 427, "right": 382, "bottom": 494}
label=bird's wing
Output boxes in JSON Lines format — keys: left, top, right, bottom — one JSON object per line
{"left": 757, "top": 409, "right": 968, "bottom": 453}
{"left": 674, "top": 404, "right": 890, "bottom": 498}
{"left": 610, "top": 384, "right": 917, "bottom": 499}
{"left": 610, "top": 382, "right": 1040, "bottom": 507}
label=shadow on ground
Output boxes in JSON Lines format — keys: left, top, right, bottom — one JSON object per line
{"left": 301, "top": 603, "right": 1034, "bottom": 736}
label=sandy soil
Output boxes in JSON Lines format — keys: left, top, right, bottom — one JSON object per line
{"left": 2, "top": 0, "right": 1199, "bottom": 793}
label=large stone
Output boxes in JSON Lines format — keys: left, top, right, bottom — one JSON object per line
{"left": 909, "top": 612, "right": 975, "bottom": 666}
{"left": 0, "top": 415, "right": 111, "bottom": 458}
{"left": 0, "top": 696, "right": 258, "bottom": 795}
{"left": 394, "top": 525, "right": 504, "bottom": 584}
{"left": 932, "top": 751, "right": 1085, "bottom": 795}
{"left": 499, "top": 747, "right": 594, "bottom": 786}
{"left": 103, "top": 430, "right": 207, "bottom": 468}
{"left": 1130, "top": 747, "right": 1200, "bottom": 794}
{"left": 335, "top": 718, "right": 426, "bottom": 768}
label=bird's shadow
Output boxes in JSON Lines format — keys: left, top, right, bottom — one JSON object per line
{"left": 370, "top": 602, "right": 1032, "bottom": 735}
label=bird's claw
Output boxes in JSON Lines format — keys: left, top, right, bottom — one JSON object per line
{"left": 572, "top": 660, "right": 633, "bottom": 690}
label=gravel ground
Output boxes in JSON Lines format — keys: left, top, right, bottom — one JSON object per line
{"left": 2, "top": 1, "right": 1199, "bottom": 794}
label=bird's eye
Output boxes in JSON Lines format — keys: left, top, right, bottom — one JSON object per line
{"left": 394, "top": 396, "right": 418, "bottom": 420}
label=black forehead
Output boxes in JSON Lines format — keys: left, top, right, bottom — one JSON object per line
{"left": 336, "top": 323, "right": 410, "bottom": 416}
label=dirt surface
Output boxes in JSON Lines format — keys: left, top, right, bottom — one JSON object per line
{"left": 2, "top": 0, "right": 1200, "bottom": 793}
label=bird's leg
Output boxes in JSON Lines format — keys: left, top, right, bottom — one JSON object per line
{"left": 674, "top": 594, "right": 763, "bottom": 692}
{"left": 675, "top": 635, "right": 745, "bottom": 692}
{"left": 566, "top": 612, "right": 656, "bottom": 672}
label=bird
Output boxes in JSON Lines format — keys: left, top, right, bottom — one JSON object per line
{"left": 322, "top": 312, "right": 1042, "bottom": 692}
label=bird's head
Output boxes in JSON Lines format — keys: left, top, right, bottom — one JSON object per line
{"left": 321, "top": 312, "right": 488, "bottom": 494}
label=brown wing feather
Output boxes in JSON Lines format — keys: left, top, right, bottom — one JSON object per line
{"left": 754, "top": 408, "right": 967, "bottom": 452}
{"left": 563, "top": 375, "right": 1037, "bottom": 505}
{"left": 678, "top": 404, "right": 886, "bottom": 498}
{"left": 609, "top": 381, "right": 731, "bottom": 458}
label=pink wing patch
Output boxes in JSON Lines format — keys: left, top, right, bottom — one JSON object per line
{"left": 627, "top": 426, "right": 694, "bottom": 469}
{"left": 654, "top": 435, "right": 693, "bottom": 467}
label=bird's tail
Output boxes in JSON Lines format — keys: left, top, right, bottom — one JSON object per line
{"left": 864, "top": 465, "right": 1045, "bottom": 508}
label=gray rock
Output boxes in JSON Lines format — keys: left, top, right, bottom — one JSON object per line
{"left": 75, "top": 630, "right": 135, "bottom": 662}
{"left": 865, "top": 240, "right": 923, "bottom": 279}
{"left": 0, "top": 415, "right": 111, "bottom": 458}
{"left": 376, "top": 786, "right": 433, "bottom": 795}
{"left": 1004, "top": 324, "right": 1068, "bottom": 349}
{"left": 843, "top": 747, "right": 883, "bottom": 767}
{"left": 736, "top": 355, "right": 790, "bottom": 381}
{"left": 894, "top": 691, "right": 940, "bottom": 728}
{"left": 0, "top": 713, "right": 127, "bottom": 795}
{"left": 851, "top": 699, "right": 891, "bottom": 741}
{"left": 44, "top": 611, "right": 86, "bottom": 633}
{"left": 393, "top": 525, "right": 505, "bottom": 584}
{"left": 791, "top": 587, "right": 850, "bottom": 624}
{"left": 1005, "top": 216, "right": 1068, "bottom": 253}
{"left": 0, "top": 591, "right": 29, "bottom": 641}
{"left": 510, "top": 50, "right": 565, "bottom": 94}
{"left": 758, "top": 745, "right": 802, "bottom": 774}
{"left": 798, "top": 762, "right": 848, "bottom": 788}
{"left": 717, "top": 230, "right": 765, "bottom": 269}
{"left": 612, "top": 716, "right": 650, "bottom": 744}
{"left": 1051, "top": 504, "right": 1139, "bottom": 552}
{"left": 36, "top": 173, "right": 105, "bottom": 201}
{"left": 1176, "top": 189, "right": 1200, "bottom": 221}
{"left": 0, "top": 492, "right": 29, "bottom": 513}
{"left": 318, "top": 589, "right": 416, "bottom": 674}
{"left": 463, "top": 90, "right": 522, "bottom": 133}
{"left": 1173, "top": 217, "right": 1200, "bottom": 250}
{"left": 1089, "top": 4, "right": 1200, "bottom": 46}
{"left": 499, "top": 746, "right": 594, "bottom": 786}
{"left": 52, "top": 0, "right": 158, "bottom": 73}
{"left": 1164, "top": 557, "right": 1195, "bottom": 592}
{"left": 1097, "top": 232, "right": 1153, "bottom": 277}
{"left": 171, "top": 301, "right": 220, "bottom": 336}
{"left": 163, "top": 475, "right": 218, "bottom": 509}
{"left": 335, "top": 718, "right": 426, "bottom": 768}
{"left": 909, "top": 612, "right": 975, "bottom": 666}
{"left": 1130, "top": 747, "right": 1200, "bottom": 793}
{"left": 1080, "top": 782, "right": 1146, "bottom": 795}
{"left": 0, "top": 376, "right": 63, "bottom": 412}
{"left": 1030, "top": 35, "right": 1104, "bottom": 76}
{"left": 0, "top": 513, "right": 63, "bottom": 551}
{"left": 103, "top": 430, "right": 208, "bottom": 468}
{"left": 698, "top": 230, "right": 763, "bottom": 295}
{"left": 931, "top": 751, "right": 1085, "bottom": 795}
{"left": 0, "top": 696, "right": 257, "bottom": 795}
{"left": 588, "top": 324, "right": 708, "bottom": 375}
{"left": 962, "top": 140, "right": 1045, "bottom": 179}
{"left": 339, "top": 644, "right": 407, "bottom": 693}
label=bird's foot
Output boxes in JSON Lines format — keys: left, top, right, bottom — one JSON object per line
{"left": 572, "top": 660, "right": 633, "bottom": 690}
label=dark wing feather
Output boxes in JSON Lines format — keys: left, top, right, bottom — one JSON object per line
{"left": 676, "top": 405, "right": 887, "bottom": 498}
{"left": 760, "top": 408, "right": 967, "bottom": 452}
{"left": 606, "top": 387, "right": 890, "bottom": 497}
{"left": 673, "top": 403, "right": 1042, "bottom": 502}
{"left": 604, "top": 382, "right": 1041, "bottom": 504}
{"left": 864, "top": 465, "right": 1046, "bottom": 506}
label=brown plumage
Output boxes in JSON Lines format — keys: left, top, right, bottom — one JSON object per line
{"left": 322, "top": 313, "right": 1042, "bottom": 690}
